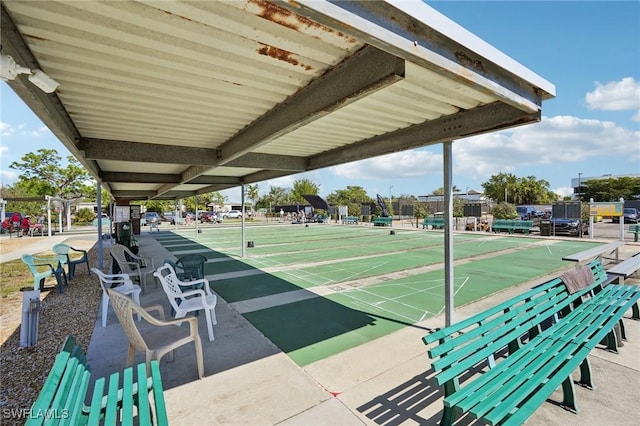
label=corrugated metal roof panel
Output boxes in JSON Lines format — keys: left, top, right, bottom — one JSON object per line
{"left": 1, "top": 0, "right": 553, "bottom": 201}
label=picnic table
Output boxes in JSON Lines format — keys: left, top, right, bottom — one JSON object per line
{"left": 562, "top": 240, "right": 624, "bottom": 263}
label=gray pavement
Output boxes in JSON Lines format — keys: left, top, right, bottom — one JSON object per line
{"left": 8, "top": 226, "right": 639, "bottom": 425}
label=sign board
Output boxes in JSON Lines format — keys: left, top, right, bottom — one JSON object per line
{"left": 360, "top": 204, "right": 371, "bottom": 216}
{"left": 463, "top": 204, "right": 482, "bottom": 218}
{"left": 589, "top": 202, "right": 623, "bottom": 217}
{"left": 338, "top": 205, "right": 348, "bottom": 216}
{"left": 400, "top": 204, "right": 414, "bottom": 216}
{"left": 114, "top": 206, "right": 130, "bottom": 223}
{"left": 552, "top": 201, "right": 581, "bottom": 220}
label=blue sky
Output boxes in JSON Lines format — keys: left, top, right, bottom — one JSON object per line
{"left": 1, "top": 1, "right": 639, "bottom": 202}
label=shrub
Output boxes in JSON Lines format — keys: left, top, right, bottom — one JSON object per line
{"left": 492, "top": 202, "right": 519, "bottom": 219}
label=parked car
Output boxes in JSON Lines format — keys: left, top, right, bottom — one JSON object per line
{"left": 516, "top": 206, "right": 538, "bottom": 220}
{"left": 198, "top": 212, "right": 221, "bottom": 223}
{"left": 162, "top": 212, "right": 175, "bottom": 222}
{"left": 222, "top": 210, "right": 243, "bottom": 219}
{"left": 550, "top": 217, "right": 588, "bottom": 237}
{"left": 612, "top": 208, "right": 639, "bottom": 223}
{"left": 144, "top": 211, "right": 160, "bottom": 225}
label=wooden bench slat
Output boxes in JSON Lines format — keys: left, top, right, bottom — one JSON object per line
{"left": 122, "top": 367, "right": 134, "bottom": 426}
{"left": 88, "top": 378, "right": 106, "bottom": 425}
{"left": 137, "top": 363, "right": 153, "bottom": 426}
{"left": 104, "top": 372, "right": 121, "bottom": 424}
{"left": 150, "top": 360, "right": 169, "bottom": 425}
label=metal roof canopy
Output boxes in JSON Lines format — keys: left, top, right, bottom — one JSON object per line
{"left": 2, "top": 0, "right": 554, "bottom": 202}
{"left": 2, "top": 0, "right": 555, "bottom": 325}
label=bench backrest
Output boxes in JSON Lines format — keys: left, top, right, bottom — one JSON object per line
{"left": 27, "top": 337, "right": 90, "bottom": 426}
{"left": 424, "top": 259, "right": 605, "bottom": 387}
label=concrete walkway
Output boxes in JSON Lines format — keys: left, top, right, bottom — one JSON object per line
{"left": 82, "top": 230, "right": 640, "bottom": 425}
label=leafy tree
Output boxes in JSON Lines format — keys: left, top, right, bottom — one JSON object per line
{"left": 432, "top": 186, "right": 461, "bottom": 195}
{"left": 266, "top": 186, "right": 287, "bottom": 208}
{"left": 482, "top": 172, "right": 552, "bottom": 204}
{"left": 210, "top": 192, "right": 227, "bottom": 210}
{"left": 291, "top": 178, "right": 320, "bottom": 204}
{"left": 580, "top": 177, "right": 640, "bottom": 202}
{"left": 246, "top": 184, "right": 259, "bottom": 212}
{"left": 75, "top": 207, "right": 95, "bottom": 223}
{"left": 491, "top": 202, "right": 519, "bottom": 219}
{"left": 10, "top": 149, "right": 92, "bottom": 199}
{"left": 327, "top": 185, "right": 372, "bottom": 217}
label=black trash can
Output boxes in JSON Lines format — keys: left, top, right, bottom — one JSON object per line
{"left": 116, "top": 222, "right": 132, "bottom": 247}
{"left": 540, "top": 220, "right": 551, "bottom": 236}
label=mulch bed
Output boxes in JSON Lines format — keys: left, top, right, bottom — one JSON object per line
{"left": 0, "top": 246, "right": 106, "bottom": 425}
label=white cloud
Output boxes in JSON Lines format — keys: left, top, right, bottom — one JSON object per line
{"left": 0, "top": 121, "right": 14, "bottom": 137}
{"left": 585, "top": 77, "right": 640, "bottom": 120}
{"left": 0, "top": 121, "right": 51, "bottom": 138}
{"left": 553, "top": 186, "right": 574, "bottom": 198}
{"left": 330, "top": 150, "right": 442, "bottom": 180}
{"left": 452, "top": 115, "right": 639, "bottom": 178}
{"left": 0, "top": 169, "right": 18, "bottom": 185}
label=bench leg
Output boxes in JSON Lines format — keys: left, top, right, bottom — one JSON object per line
{"left": 575, "top": 357, "right": 594, "bottom": 390}
{"left": 631, "top": 302, "right": 640, "bottom": 320}
{"left": 561, "top": 376, "right": 579, "bottom": 413}
{"left": 440, "top": 406, "right": 456, "bottom": 426}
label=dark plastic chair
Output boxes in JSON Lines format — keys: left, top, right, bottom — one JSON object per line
{"left": 176, "top": 254, "right": 207, "bottom": 281}
{"left": 52, "top": 243, "right": 90, "bottom": 280}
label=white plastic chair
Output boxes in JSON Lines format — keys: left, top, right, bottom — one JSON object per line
{"left": 106, "top": 288, "right": 204, "bottom": 379}
{"left": 92, "top": 268, "right": 142, "bottom": 327}
{"left": 110, "top": 244, "right": 156, "bottom": 293}
{"left": 154, "top": 264, "right": 217, "bottom": 342}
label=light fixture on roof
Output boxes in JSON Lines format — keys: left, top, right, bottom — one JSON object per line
{"left": 0, "top": 53, "right": 59, "bottom": 93}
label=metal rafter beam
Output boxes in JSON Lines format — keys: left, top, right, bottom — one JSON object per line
{"left": 225, "top": 153, "right": 306, "bottom": 171}
{"left": 80, "top": 138, "right": 219, "bottom": 165}
{"left": 161, "top": 44, "right": 405, "bottom": 197}
{"left": 100, "top": 172, "right": 180, "bottom": 184}
{"left": 281, "top": 0, "right": 552, "bottom": 111}
{"left": 1, "top": 5, "right": 106, "bottom": 188}
{"left": 308, "top": 102, "right": 540, "bottom": 170}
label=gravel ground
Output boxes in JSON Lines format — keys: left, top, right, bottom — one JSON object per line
{"left": 0, "top": 244, "right": 105, "bottom": 426}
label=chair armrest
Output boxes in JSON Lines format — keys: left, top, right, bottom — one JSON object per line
{"left": 33, "top": 263, "right": 56, "bottom": 272}
{"left": 69, "top": 246, "right": 88, "bottom": 255}
{"left": 180, "top": 289, "right": 206, "bottom": 299}
{"left": 187, "top": 278, "right": 213, "bottom": 296}
{"left": 143, "top": 304, "right": 166, "bottom": 321}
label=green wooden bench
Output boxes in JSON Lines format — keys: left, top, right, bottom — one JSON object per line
{"left": 629, "top": 224, "right": 640, "bottom": 242}
{"left": 423, "top": 259, "right": 640, "bottom": 426}
{"left": 422, "top": 217, "right": 445, "bottom": 229}
{"left": 343, "top": 216, "right": 359, "bottom": 225}
{"left": 492, "top": 219, "right": 533, "bottom": 234}
{"left": 373, "top": 217, "right": 392, "bottom": 227}
{"left": 27, "top": 336, "right": 168, "bottom": 426}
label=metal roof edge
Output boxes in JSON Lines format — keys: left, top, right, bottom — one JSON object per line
{"left": 385, "top": 0, "right": 556, "bottom": 98}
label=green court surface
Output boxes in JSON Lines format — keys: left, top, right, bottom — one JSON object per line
{"left": 153, "top": 225, "right": 602, "bottom": 366}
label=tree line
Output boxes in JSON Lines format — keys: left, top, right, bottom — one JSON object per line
{"left": 3, "top": 149, "right": 639, "bottom": 219}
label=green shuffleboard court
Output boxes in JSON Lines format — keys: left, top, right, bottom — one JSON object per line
{"left": 153, "top": 225, "right": 602, "bottom": 366}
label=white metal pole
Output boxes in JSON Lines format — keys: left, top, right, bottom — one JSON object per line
{"left": 619, "top": 198, "right": 625, "bottom": 240}
{"left": 97, "top": 182, "right": 103, "bottom": 269}
{"left": 195, "top": 194, "right": 199, "bottom": 239}
{"left": 443, "top": 141, "right": 455, "bottom": 327}
{"left": 241, "top": 184, "right": 246, "bottom": 257}
{"left": 46, "top": 197, "right": 52, "bottom": 237}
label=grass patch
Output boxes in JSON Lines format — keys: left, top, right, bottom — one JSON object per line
{"left": 0, "top": 259, "right": 34, "bottom": 297}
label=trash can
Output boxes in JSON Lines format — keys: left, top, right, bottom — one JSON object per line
{"left": 20, "top": 290, "right": 40, "bottom": 348}
{"left": 116, "top": 222, "right": 132, "bottom": 247}
{"left": 540, "top": 220, "right": 551, "bottom": 236}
